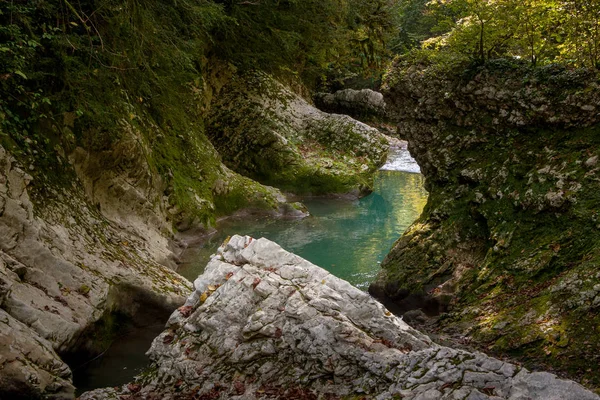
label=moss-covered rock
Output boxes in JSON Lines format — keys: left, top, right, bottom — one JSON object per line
{"left": 314, "top": 88, "right": 389, "bottom": 124}
{"left": 207, "top": 72, "right": 389, "bottom": 196}
{"left": 371, "top": 60, "right": 600, "bottom": 390}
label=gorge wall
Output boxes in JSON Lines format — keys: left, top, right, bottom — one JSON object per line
{"left": 370, "top": 60, "right": 600, "bottom": 388}
{"left": 207, "top": 73, "right": 389, "bottom": 196}
{"left": 0, "top": 59, "right": 388, "bottom": 397}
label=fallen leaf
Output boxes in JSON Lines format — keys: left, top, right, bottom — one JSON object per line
{"left": 252, "top": 278, "right": 261, "bottom": 289}
{"left": 163, "top": 333, "right": 175, "bottom": 344}
{"left": 177, "top": 305, "right": 194, "bottom": 318}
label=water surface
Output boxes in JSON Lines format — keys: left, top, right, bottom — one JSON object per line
{"left": 74, "top": 145, "right": 427, "bottom": 393}
{"left": 179, "top": 147, "right": 427, "bottom": 289}
{"left": 72, "top": 323, "right": 165, "bottom": 394}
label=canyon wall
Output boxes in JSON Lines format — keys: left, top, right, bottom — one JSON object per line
{"left": 371, "top": 60, "right": 600, "bottom": 388}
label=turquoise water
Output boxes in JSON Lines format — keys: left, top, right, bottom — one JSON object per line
{"left": 73, "top": 147, "right": 427, "bottom": 393}
{"left": 178, "top": 169, "right": 428, "bottom": 290}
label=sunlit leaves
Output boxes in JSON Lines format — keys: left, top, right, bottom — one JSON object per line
{"left": 395, "top": 0, "right": 600, "bottom": 68}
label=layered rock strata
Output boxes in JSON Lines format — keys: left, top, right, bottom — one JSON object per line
{"left": 0, "top": 144, "right": 194, "bottom": 399}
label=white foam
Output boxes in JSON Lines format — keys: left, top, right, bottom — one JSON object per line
{"left": 380, "top": 144, "right": 421, "bottom": 173}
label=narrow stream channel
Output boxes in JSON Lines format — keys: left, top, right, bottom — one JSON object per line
{"left": 73, "top": 143, "right": 428, "bottom": 393}
{"left": 178, "top": 146, "right": 427, "bottom": 289}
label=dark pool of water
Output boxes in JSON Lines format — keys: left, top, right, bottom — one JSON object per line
{"left": 178, "top": 170, "right": 427, "bottom": 290}
{"left": 72, "top": 322, "right": 166, "bottom": 394}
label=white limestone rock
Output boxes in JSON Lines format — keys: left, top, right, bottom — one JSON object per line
{"left": 0, "top": 144, "right": 192, "bottom": 399}
{"left": 81, "top": 236, "right": 600, "bottom": 400}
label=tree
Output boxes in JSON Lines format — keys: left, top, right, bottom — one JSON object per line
{"left": 560, "top": 0, "right": 600, "bottom": 68}
{"left": 395, "top": 0, "right": 600, "bottom": 69}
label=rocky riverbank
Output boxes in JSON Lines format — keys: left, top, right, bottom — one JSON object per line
{"left": 370, "top": 60, "right": 600, "bottom": 389}
{"left": 208, "top": 73, "right": 389, "bottom": 196}
{"left": 81, "top": 235, "right": 599, "bottom": 399}
{"left": 0, "top": 66, "right": 389, "bottom": 397}
{"left": 0, "top": 145, "right": 192, "bottom": 399}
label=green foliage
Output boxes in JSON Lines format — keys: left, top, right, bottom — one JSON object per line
{"left": 210, "top": 0, "right": 398, "bottom": 89}
{"left": 0, "top": 1, "right": 55, "bottom": 151}
{"left": 0, "top": 0, "right": 224, "bottom": 156}
{"left": 324, "top": 0, "right": 396, "bottom": 89}
{"left": 392, "top": 0, "right": 600, "bottom": 69}
{"left": 389, "top": 0, "right": 464, "bottom": 54}
{"left": 0, "top": 0, "right": 396, "bottom": 157}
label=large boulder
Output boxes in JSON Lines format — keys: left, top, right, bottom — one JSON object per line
{"left": 81, "top": 235, "right": 598, "bottom": 399}
{"left": 314, "top": 88, "right": 388, "bottom": 122}
{"left": 207, "top": 73, "right": 389, "bottom": 196}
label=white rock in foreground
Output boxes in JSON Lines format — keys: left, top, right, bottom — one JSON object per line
{"left": 81, "top": 236, "right": 599, "bottom": 400}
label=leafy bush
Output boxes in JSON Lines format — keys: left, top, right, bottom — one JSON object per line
{"left": 391, "top": 0, "right": 600, "bottom": 69}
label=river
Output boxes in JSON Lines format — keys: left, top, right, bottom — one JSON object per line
{"left": 73, "top": 143, "right": 427, "bottom": 393}
{"left": 178, "top": 145, "right": 427, "bottom": 289}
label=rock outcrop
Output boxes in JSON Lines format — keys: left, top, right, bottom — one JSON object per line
{"left": 314, "top": 88, "right": 388, "bottom": 122}
{"left": 0, "top": 99, "right": 303, "bottom": 397}
{"left": 81, "top": 235, "right": 599, "bottom": 400}
{"left": 371, "top": 60, "right": 600, "bottom": 388}
{"left": 0, "top": 144, "right": 195, "bottom": 399}
{"left": 207, "top": 73, "right": 389, "bottom": 196}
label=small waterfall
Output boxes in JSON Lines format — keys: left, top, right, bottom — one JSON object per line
{"left": 380, "top": 142, "right": 421, "bottom": 173}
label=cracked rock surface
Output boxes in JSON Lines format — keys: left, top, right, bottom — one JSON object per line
{"left": 81, "top": 235, "right": 599, "bottom": 400}
{"left": 0, "top": 144, "right": 192, "bottom": 399}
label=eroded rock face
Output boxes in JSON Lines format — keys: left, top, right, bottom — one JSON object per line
{"left": 207, "top": 73, "right": 389, "bottom": 196}
{"left": 81, "top": 236, "right": 598, "bottom": 400}
{"left": 0, "top": 309, "right": 73, "bottom": 399}
{"left": 372, "top": 60, "right": 600, "bottom": 388}
{"left": 0, "top": 145, "right": 193, "bottom": 398}
{"left": 314, "top": 89, "right": 388, "bottom": 122}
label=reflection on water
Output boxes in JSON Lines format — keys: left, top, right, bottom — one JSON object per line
{"left": 72, "top": 323, "right": 166, "bottom": 394}
{"left": 74, "top": 149, "right": 428, "bottom": 394}
{"left": 179, "top": 170, "right": 428, "bottom": 290}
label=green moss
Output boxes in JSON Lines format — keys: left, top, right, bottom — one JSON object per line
{"left": 213, "top": 174, "right": 281, "bottom": 216}
{"left": 379, "top": 116, "right": 600, "bottom": 389}
{"left": 77, "top": 284, "right": 91, "bottom": 296}
{"left": 0, "top": 0, "right": 295, "bottom": 229}
{"left": 205, "top": 73, "right": 386, "bottom": 197}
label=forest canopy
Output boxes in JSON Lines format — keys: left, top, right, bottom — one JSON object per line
{"left": 393, "top": 0, "right": 600, "bottom": 69}
{"left": 1, "top": 0, "right": 599, "bottom": 151}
